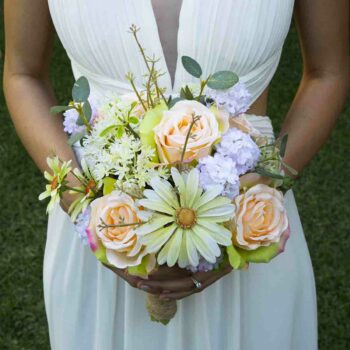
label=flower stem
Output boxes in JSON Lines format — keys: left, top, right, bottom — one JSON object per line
{"left": 129, "top": 25, "right": 168, "bottom": 105}
{"left": 127, "top": 74, "right": 148, "bottom": 111}
{"left": 180, "top": 114, "right": 201, "bottom": 163}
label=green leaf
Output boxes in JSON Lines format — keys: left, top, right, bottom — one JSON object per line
{"left": 139, "top": 102, "right": 168, "bottom": 162}
{"left": 100, "top": 125, "right": 117, "bottom": 137}
{"left": 50, "top": 105, "right": 74, "bottom": 114}
{"left": 226, "top": 245, "right": 246, "bottom": 269}
{"left": 67, "top": 132, "right": 85, "bottom": 146}
{"left": 207, "top": 71, "right": 239, "bottom": 90}
{"left": 237, "top": 243, "right": 280, "bottom": 264}
{"left": 103, "top": 177, "right": 116, "bottom": 195}
{"left": 129, "top": 116, "right": 139, "bottom": 124}
{"left": 279, "top": 134, "right": 288, "bottom": 157}
{"left": 256, "top": 167, "right": 285, "bottom": 180}
{"left": 180, "top": 85, "right": 194, "bottom": 100}
{"left": 181, "top": 56, "right": 202, "bottom": 78}
{"left": 72, "top": 76, "right": 90, "bottom": 102}
{"left": 76, "top": 115, "right": 85, "bottom": 126}
{"left": 116, "top": 127, "right": 124, "bottom": 138}
{"left": 150, "top": 315, "right": 170, "bottom": 325}
{"left": 82, "top": 100, "right": 92, "bottom": 122}
{"left": 94, "top": 242, "right": 108, "bottom": 265}
{"left": 127, "top": 255, "right": 152, "bottom": 278}
{"left": 168, "top": 97, "right": 183, "bottom": 109}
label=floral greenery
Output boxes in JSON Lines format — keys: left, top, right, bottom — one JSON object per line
{"left": 0, "top": 17, "right": 349, "bottom": 350}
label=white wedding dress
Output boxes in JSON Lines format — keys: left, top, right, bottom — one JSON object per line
{"left": 45, "top": 1, "right": 317, "bottom": 349}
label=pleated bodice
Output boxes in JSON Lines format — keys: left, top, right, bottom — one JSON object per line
{"left": 48, "top": 0, "right": 295, "bottom": 103}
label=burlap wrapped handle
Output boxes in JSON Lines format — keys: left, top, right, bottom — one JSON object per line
{"left": 146, "top": 293, "right": 177, "bottom": 325}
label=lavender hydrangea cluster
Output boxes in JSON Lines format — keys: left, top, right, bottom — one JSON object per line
{"left": 198, "top": 128, "right": 260, "bottom": 199}
{"left": 63, "top": 100, "right": 98, "bottom": 135}
{"left": 216, "top": 128, "right": 261, "bottom": 175}
{"left": 198, "top": 154, "right": 240, "bottom": 200}
{"left": 206, "top": 82, "right": 251, "bottom": 116}
{"left": 74, "top": 206, "right": 91, "bottom": 245}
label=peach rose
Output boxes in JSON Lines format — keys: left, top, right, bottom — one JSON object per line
{"left": 232, "top": 184, "right": 288, "bottom": 250}
{"left": 154, "top": 100, "right": 220, "bottom": 163}
{"left": 87, "top": 191, "right": 154, "bottom": 270}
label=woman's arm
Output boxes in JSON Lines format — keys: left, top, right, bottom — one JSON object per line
{"left": 280, "top": 0, "right": 349, "bottom": 173}
{"left": 3, "top": 0, "right": 78, "bottom": 173}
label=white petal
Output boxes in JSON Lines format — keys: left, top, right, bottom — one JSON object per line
{"left": 106, "top": 248, "right": 146, "bottom": 269}
{"left": 143, "top": 224, "right": 177, "bottom": 253}
{"left": 135, "top": 215, "right": 174, "bottom": 236}
{"left": 197, "top": 204, "right": 235, "bottom": 220}
{"left": 137, "top": 199, "right": 174, "bottom": 215}
{"left": 166, "top": 228, "right": 183, "bottom": 267}
{"left": 186, "top": 231, "right": 199, "bottom": 266}
{"left": 197, "top": 196, "right": 232, "bottom": 214}
{"left": 178, "top": 232, "right": 190, "bottom": 268}
{"left": 196, "top": 220, "right": 232, "bottom": 246}
{"left": 150, "top": 177, "right": 179, "bottom": 209}
{"left": 191, "top": 225, "right": 221, "bottom": 262}
{"left": 193, "top": 185, "right": 223, "bottom": 210}
{"left": 157, "top": 238, "right": 172, "bottom": 265}
{"left": 186, "top": 168, "right": 200, "bottom": 207}
{"left": 171, "top": 167, "right": 186, "bottom": 207}
{"left": 143, "top": 189, "right": 162, "bottom": 201}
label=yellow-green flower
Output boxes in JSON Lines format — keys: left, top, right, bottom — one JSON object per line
{"left": 39, "top": 157, "right": 72, "bottom": 213}
{"left": 136, "top": 168, "right": 234, "bottom": 268}
{"left": 68, "top": 158, "right": 100, "bottom": 221}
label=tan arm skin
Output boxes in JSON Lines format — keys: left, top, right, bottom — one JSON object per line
{"left": 4, "top": 0, "right": 349, "bottom": 300}
{"left": 280, "top": 0, "right": 349, "bottom": 173}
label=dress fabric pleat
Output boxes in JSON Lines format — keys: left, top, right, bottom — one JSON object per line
{"left": 45, "top": 1, "right": 317, "bottom": 349}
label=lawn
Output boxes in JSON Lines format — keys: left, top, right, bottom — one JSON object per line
{"left": 0, "top": 9, "right": 349, "bottom": 350}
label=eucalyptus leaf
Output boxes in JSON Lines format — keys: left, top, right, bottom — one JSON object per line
{"left": 67, "top": 132, "right": 85, "bottom": 146}
{"left": 207, "top": 71, "right": 239, "bottom": 90}
{"left": 256, "top": 167, "right": 285, "bottom": 180}
{"left": 76, "top": 115, "right": 85, "bottom": 126}
{"left": 72, "top": 76, "right": 90, "bottom": 102}
{"left": 279, "top": 134, "right": 288, "bottom": 157}
{"left": 82, "top": 100, "right": 92, "bottom": 122}
{"left": 50, "top": 105, "right": 74, "bottom": 115}
{"left": 181, "top": 56, "right": 202, "bottom": 78}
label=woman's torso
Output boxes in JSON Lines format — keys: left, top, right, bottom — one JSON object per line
{"left": 48, "top": 0, "right": 295, "bottom": 114}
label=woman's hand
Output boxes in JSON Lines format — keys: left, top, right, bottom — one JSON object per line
{"left": 137, "top": 264, "right": 233, "bottom": 300}
{"left": 103, "top": 264, "right": 193, "bottom": 295}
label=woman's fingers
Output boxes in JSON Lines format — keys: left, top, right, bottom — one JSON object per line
{"left": 137, "top": 276, "right": 194, "bottom": 293}
{"left": 159, "top": 265, "right": 233, "bottom": 300}
{"left": 148, "top": 265, "right": 191, "bottom": 281}
{"left": 103, "top": 264, "right": 162, "bottom": 293}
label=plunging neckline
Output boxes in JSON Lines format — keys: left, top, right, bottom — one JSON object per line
{"left": 150, "top": 0, "right": 183, "bottom": 90}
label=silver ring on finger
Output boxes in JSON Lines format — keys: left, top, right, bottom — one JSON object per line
{"left": 191, "top": 277, "right": 202, "bottom": 290}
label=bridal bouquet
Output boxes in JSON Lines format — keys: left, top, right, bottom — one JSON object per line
{"left": 40, "top": 25, "right": 296, "bottom": 324}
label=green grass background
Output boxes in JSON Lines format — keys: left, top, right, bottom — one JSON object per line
{"left": 0, "top": 8, "right": 349, "bottom": 350}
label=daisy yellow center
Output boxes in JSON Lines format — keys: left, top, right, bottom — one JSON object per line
{"left": 176, "top": 208, "right": 197, "bottom": 229}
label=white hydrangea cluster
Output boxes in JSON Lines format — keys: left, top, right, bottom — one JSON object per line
{"left": 80, "top": 113, "right": 168, "bottom": 197}
{"left": 198, "top": 128, "right": 260, "bottom": 200}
